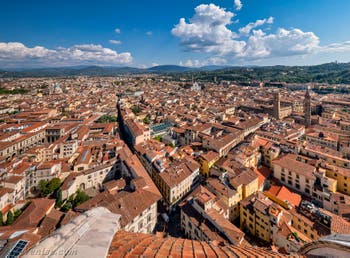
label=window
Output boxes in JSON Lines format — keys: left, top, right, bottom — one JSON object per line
{"left": 7, "top": 240, "right": 28, "bottom": 257}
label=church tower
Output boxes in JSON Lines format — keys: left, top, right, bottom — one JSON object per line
{"left": 304, "top": 88, "right": 311, "bottom": 127}
{"left": 273, "top": 91, "right": 281, "bottom": 120}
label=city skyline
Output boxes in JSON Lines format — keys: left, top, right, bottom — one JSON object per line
{"left": 1, "top": 0, "right": 350, "bottom": 68}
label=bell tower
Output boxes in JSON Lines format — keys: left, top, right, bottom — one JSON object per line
{"left": 273, "top": 91, "right": 281, "bottom": 120}
{"left": 304, "top": 88, "right": 311, "bottom": 127}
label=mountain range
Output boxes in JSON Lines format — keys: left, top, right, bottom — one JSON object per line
{"left": 0, "top": 65, "right": 228, "bottom": 78}
{"left": 1, "top": 62, "right": 350, "bottom": 84}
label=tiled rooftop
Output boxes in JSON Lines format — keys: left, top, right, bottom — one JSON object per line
{"left": 108, "top": 230, "right": 297, "bottom": 258}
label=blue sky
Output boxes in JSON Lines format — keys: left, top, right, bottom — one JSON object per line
{"left": 1, "top": 0, "right": 350, "bottom": 68}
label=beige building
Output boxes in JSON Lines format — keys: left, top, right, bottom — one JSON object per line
{"left": 180, "top": 186, "right": 244, "bottom": 245}
{"left": 273, "top": 154, "right": 316, "bottom": 196}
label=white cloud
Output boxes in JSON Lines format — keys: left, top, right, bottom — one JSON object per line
{"left": 109, "top": 40, "right": 122, "bottom": 45}
{"left": 0, "top": 42, "right": 54, "bottom": 60}
{"left": 238, "top": 28, "right": 320, "bottom": 59}
{"left": 239, "top": 17, "right": 274, "bottom": 35}
{"left": 0, "top": 42, "right": 132, "bottom": 67}
{"left": 180, "top": 57, "right": 227, "bottom": 67}
{"left": 207, "top": 56, "right": 228, "bottom": 65}
{"left": 172, "top": 4, "right": 350, "bottom": 62}
{"left": 321, "top": 41, "right": 350, "bottom": 53}
{"left": 146, "top": 31, "right": 153, "bottom": 36}
{"left": 234, "top": 0, "right": 243, "bottom": 11}
{"left": 114, "top": 28, "right": 121, "bottom": 34}
{"left": 180, "top": 59, "right": 202, "bottom": 67}
{"left": 151, "top": 62, "right": 159, "bottom": 66}
{"left": 172, "top": 4, "right": 245, "bottom": 55}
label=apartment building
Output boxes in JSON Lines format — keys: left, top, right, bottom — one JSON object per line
{"left": 240, "top": 192, "right": 276, "bottom": 242}
{"left": 61, "top": 159, "right": 118, "bottom": 199}
{"left": 124, "top": 118, "right": 151, "bottom": 146}
{"left": 198, "top": 151, "right": 220, "bottom": 177}
{"left": 180, "top": 185, "right": 244, "bottom": 245}
{"left": 2, "top": 175, "right": 26, "bottom": 202}
{"left": 152, "top": 158, "right": 200, "bottom": 207}
{"left": 76, "top": 189, "right": 159, "bottom": 234}
{"left": 273, "top": 154, "right": 316, "bottom": 196}
{"left": 323, "top": 163, "right": 350, "bottom": 195}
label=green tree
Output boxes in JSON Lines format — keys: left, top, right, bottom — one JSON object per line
{"left": 6, "top": 211, "right": 14, "bottom": 225}
{"left": 143, "top": 116, "right": 150, "bottom": 124}
{"left": 60, "top": 201, "right": 72, "bottom": 212}
{"left": 38, "top": 180, "right": 49, "bottom": 196}
{"left": 154, "top": 135, "right": 162, "bottom": 142}
{"left": 56, "top": 189, "right": 63, "bottom": 208}
{"left": 14, "top": 210, "right": 22, "bottom": 220}
{"left": 48, "top": 178, "right": 61, "bottom": 193}
{"left": 38, "top": 178, "right": 61, "bottom": 197}
{"left": 73, "top": 190, "right": 90, "bottom": 208}
{"left": 0, "top": 211, "right": 3, "bottom": 226}
{"left": 96, "top": 115, "right": 117, "bottom": 123}
{"left": 131, "top": 106, "right": 141, "bottom": 115}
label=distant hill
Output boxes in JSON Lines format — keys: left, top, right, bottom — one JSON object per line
{"left": 179, "top": 62, "right": 350, "bottom": 84}
{"left": 147, "top": 65, "right": 194, "bottom": 73}
{"left": 1, "top": 62, "right": 350, "bottom": 84}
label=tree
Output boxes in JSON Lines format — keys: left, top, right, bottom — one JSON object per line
{"left": 73, "top": 190, "right": 90, "bottom": 208}
{"left": 6, "top": 211, "right": 14, "bottom": 225}
{"left": 60, "top": 201, "right": 72, "bottom": 212}
{"left": 143, "top": 116, "right": 150, "bottom": 124}
{"left": 56, "top": 189, "right": 63, "bottom": 208}
{"left": 131, "top": 106, "right": 141, "bottom": 115}
{"left": 48, "top": 178, "right": 61, "bottom": 193}
{"left": 154, "top": 135, "right": 162, "bottom": 142}
{"left": 38, "top": 180, "right": 49, "bottom": 196}
{"left": 0, "top": 211, "right": 3, "bottom": 226}
{"left": 14, "top": 210, "right": 22, "bottom": 219}
{"left": 96, "top": 115, "right": 117, "bottom": 123}
{"left": 38, "top": 178, "right": 61, "bottom": 197}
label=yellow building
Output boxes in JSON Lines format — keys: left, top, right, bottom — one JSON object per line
{"left": 290, "top": 210, "right": 319, "bottom": 241}
{"left": 240, "top": 192, "right": 274, "bottom": 242}
{"left": 198, "top": 151, "right": 220, "bottom": 177}
{"left": 206, "top": 177, "right": 242, "bottom": 221}
{"left": 323, "top": 164, "right": 350, "bottom": 195}
{"left": 229, "top": 169, "right": 259, "bottom": 199}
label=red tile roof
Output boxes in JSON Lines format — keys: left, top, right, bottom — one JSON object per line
{"left": 108, "top": 231, "right": 291, "bottom": 258}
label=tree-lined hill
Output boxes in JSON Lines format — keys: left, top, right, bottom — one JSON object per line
{"left": 1, "top": 62, "right": 350, "bottom": 84}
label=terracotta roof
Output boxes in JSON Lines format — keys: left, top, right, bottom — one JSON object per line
{"left": 75, "top": 189, "right": 160, "bottom": 227}
{"left": 254, "top": 166, "right": 271, "bottom": 188}
{"left": 37, "top": 208, "right": 63, "bottom": 238}
{"left": 13, "top": 199, "right": 55, "bottom": 228}
{"left": 266, "top": 184, "right": 301, "bottom": 207}
{"left": 108, "top": 230, "right": 291, "bottom": 258}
